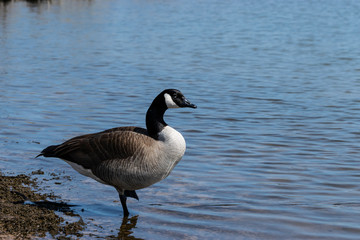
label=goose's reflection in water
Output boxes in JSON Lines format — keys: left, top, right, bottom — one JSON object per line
{"left": 108, "top": 215, "right": 143, "bottom": 240}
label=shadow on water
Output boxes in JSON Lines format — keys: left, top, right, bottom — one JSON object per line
{"left": 0, "top": 0, "right": 93, "bottom": 10}
{"left": 0, "top": 0, "right": 52, "bottom": 18}
{"left": 16, "top": 198, "right": 142, "bottom": 239}
{"left": 0, "top": 0, "right": 52, "bottom": 6}
{"left": 106, "top": 215, "right": 143, "bottom": 240}
{"left": 29, "top": 199, "right": 142, "bottom": 239}
{"left": 25, "top": 200, "right": 76, "bottom": 213}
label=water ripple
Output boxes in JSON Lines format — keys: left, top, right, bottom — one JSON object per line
{"left": 1, "top": 0, "right": 360, "bottom": 239}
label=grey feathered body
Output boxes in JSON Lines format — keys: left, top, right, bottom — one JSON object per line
{"left": 42, "top": 125, "right": 186, "bottom": 194}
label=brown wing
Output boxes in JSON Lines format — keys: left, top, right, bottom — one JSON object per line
{"left": 40, "top": 127, "right": 153, "bottom": 169}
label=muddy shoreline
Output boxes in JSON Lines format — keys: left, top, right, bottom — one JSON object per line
{"left": 0, "top": 170, "right": 84, "bottom": 239}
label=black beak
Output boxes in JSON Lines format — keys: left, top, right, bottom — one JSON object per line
{"left": 182, "top": 98, "right": 197, "bottom": 108}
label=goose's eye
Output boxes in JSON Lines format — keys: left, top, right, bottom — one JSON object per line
{"left": 172, "top": 94, "right": 178, "bottom": 99}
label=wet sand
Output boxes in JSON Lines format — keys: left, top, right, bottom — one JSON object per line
{"left": 0, "top": 171, "right": 84, "bottom": 239}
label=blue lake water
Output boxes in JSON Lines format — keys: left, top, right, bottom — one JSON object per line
{"left": 1, "top": 0, "right": 360, "bottom": 239}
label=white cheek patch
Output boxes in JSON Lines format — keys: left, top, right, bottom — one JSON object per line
{"left": 164, "top": 93, "right": 179, "bottom": 108}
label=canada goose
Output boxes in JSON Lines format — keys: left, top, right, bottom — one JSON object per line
{"left": 37, "top": 89, "right": 196, "bottom": 216}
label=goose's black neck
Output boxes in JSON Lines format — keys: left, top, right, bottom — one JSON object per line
{"left": 146, "top": 95, "right": 168, "bottom": 139}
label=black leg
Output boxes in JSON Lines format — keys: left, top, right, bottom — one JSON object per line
{"left": 119, "top": 194, "right": 129, "bottom": 216}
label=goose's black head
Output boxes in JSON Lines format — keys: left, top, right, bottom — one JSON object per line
{"left": 146, "top": 89, "right": 196, "bottom": 139}
{"left": 161, "top": 89, "right": 197, "bottom": 109}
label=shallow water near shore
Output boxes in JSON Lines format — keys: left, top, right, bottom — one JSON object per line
{"left": 1, "top": 0, "right": 360, "bottom": 239}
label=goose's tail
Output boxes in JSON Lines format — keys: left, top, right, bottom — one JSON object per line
{"left": 36, "top": 145, "right": 59, "bottom": 158}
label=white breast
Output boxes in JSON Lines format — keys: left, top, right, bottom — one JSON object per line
{"left": 158, "top": 126, "right": 186, "bottom": 156}
{"left": 157, "top": 126, "right": 186, "bottom": 177}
